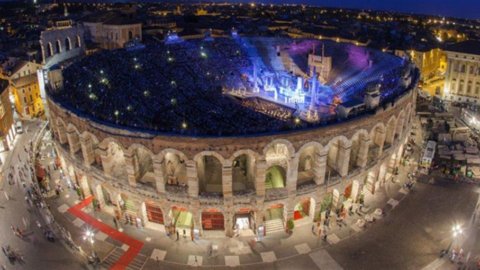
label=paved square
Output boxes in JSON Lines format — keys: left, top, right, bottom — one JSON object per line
{"left": 399, "top": 188, "right": 409, "bottom": 195}
{"left": 187, "top": 255, "right": 203, "bottom": 266}
{"left": 57, "top": 204, "right": 69, "bottom": 213}
{"left": 295, "top": 243, "right": 311, "bottom": 254}
{"left": 260, "top": 251, "right": 277, "bottom": 263}
{"left": 150, "top": 249, "right": 167, "bottom": 261}
{"left": 72, "top": 218, "right": 84, "bottom": 227}
{"left": 121, "top": 244, "right": 129, "bottom": 251}
{"left": 145, "top": 237, "right": 152, "bottom": 242}
{"left": 225, "top": 255, "right": 240, "bottom": 267}
{"left": 327, "top": 233, "right": 341, "bottom": 245}
{"left": 351, "top": 224, "right": 363, "bottom": 232}
{"left": 94, "top": 231, "right": 108, "bottom": 241}
{"left": 309, "top": 249, "right": 343, "bottom": 270}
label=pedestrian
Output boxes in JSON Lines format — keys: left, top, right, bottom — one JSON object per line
{"left": 311, "top": 224, "right": 316, "bottom": 235}
{"left": 113, "top": 217, "right": 118, "bottom": 229}
{"left": 183, "top": 229, "right": 186, "bottom": 238}
{"left": 176, "top": 230, "right": 179, "bottom": 241}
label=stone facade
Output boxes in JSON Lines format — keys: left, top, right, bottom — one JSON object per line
{"left": 47, "top": 88, "right": 415, "bottom": 237}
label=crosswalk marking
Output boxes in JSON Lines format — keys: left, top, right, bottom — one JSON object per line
{"left": 309, "top": 249, "right": 343, "bottom": 270}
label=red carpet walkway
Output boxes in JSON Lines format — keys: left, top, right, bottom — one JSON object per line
{"left": 68, "top": 196, "right": 144, "bottom": 270}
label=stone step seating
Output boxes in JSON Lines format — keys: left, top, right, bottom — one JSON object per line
{"left": 265, "top": 218, "right": 284, "bottom": 234}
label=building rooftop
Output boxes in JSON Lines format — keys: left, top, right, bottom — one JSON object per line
{"left": 445, "top": 40, "right": 480, "bottom": 55}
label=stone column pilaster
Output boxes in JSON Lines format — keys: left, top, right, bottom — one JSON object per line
{"left": 286, "top": 156, "right": 299, "bottom": 196}
{"left": 80, "top": 135, "right": 94, "bottom": 167}
{"left": 186, "top": 160, "right": 198, "bottom": 198}
{"left": 124, "top": 154, "right": 138, "bottom": 187}
{"left": 356, "top": 137, "right": 370, "bottom": 168}
{"left": 66, "top": 131, "right": 80, "bottom": 156}
{"left": 314, "top": 148, "right": 328, "bottom": 185}
{"left": 98, "top": 147, "right": 111, "bottom": 177}
{"left": 255, "top": 158, "right": 267, "bottom": 196}
{"left": 337, "top": 143, "right": 351, "bottom": 177}
{"left": 57, "top": 124, "right": 68, "bottom": 145}
{"left": 153, "top": 158, "right": 165, "bottom": 194}
{"left": 222, "top": 164, "right": 233, "bottom": 199}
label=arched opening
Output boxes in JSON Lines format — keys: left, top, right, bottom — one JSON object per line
{"left": 56, "top": 40, "right": 62, "bottom": 53}
{"left": 128, "top": 30, "right": 133, "bottom": 40}
{"left": 65, "top": 37, "right": 71, "bottom": 51}
{"left": 264, "top": 203, "right": 285, "bottom": 234}
{"left": 78, "top": 174, "right": 91, "bottom": 198}
{"left": 47, "top": 42, "right": 54, "bottom": 58}
{"left": 294, "top": 198, "right": 315, "bottom": 221}
{"left": 133, "top": 147, "right": 154, "bottom": 187}
{"left": 196, "top": 155, "right": 223, "bottom": 196}
{"left": 163, "top": 152, "right": 187, "bottom": 189}
{"left": 297, "top": 145, "right": 321, "bottom": 187}
{"left": 119, "top": 194, "right": 140, "bottom": 226}
{"left": 169, "top": 206, "right": 193, "bottom": 231}
{"left": 232, "top": 154, "right": 255, "bottom": 194}
{"left": 75, "top": 35, "right": 81, "bottom": 48}
{"left": 103, "top": 141, "right": 127, "bottom": 180}
{"left": 96, "top": 185, "right": 113, "bottom": 209}
{"left": 265, "top": 165, "right": 286, "bottom": 189}
{"left": 145, "top": 201, "right": 164, "bottom": 225}
{"left": 201, "top": 209, "right": 224, "bottom": 231}
{"left": 234, "top": 208, "right": 255, "bottom": 236}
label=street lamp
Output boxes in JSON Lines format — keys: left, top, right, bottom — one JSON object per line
{"left": 83, "top": 229, "right": 97, "bottom": 262}
{"left": 446, "top": 224, "right": 463, "bottom": 254}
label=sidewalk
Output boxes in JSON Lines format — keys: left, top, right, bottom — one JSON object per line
{"left": 38, "top": 133, "right": 419, "bottom": 269}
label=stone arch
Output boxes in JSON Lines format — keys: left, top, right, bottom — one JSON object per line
{"left": 296, "top": 141, "right": 326, "bottom": 186}
{"left": 156, "top": 148, "right": 188, "bottom": 186}
{"left": 293, "top": 197, "right": 316, "bottom": 221}
{"left": 194, "top": 151, "right": 224, "bottom": 196}
{"left": 385, "top": 116, "right": 397, "bottom": 146}
{"left": 55, "top": 39, "right": 62, "bottom": 53}
{"left": 128, "top": 30, "right": 133, "bottom": 40}
{"left": 265, "top": 165, "right": 286, "bottom": 189}
{"left": 65, "top": 37, "right": 72, "bottom": 51}
{"left": 264, "top": 139, "right": 294, "bottom": 172}
{"left": 230, "top": 149, "right": 258, "bottom": 194}
{"left": 326, "top": 136, "right": 351, "bottom": 178}
{"left": 263, "top": 139, "right": 295, "bottom": 158}
{"left": 99, "top": 138, "right": 127, "bottom": 180}
{"left": 47, "top": 42, "right": 54, "bottom": 58}
{"left": 349, "top": 130, "right": 370, "bottom": 170}
{"left": 127, "top": 144, "right": 155, "bottom": 187}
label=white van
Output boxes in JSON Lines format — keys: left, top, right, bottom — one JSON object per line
{"left": 15, "top": 122, "right": 23, "bottom": 134}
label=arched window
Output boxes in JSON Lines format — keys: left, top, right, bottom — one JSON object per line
{"left": 461, "top": 64, "right": 466, "bottom": 73}
{"left": 47, "top": 42, "right": 53, "bottom": 57}
{"left": 65, "top": 37, "right": 71, "bottom": 51}
{"left": 56, "top": 40, "right": 62, "bottom": 53}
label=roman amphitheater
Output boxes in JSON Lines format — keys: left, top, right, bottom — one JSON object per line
{"left": 46, "top": 36, "right": 418, "bottom": 238}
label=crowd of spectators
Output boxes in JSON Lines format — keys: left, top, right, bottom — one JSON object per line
{"left": 51, "top": 37, "right": 415, "bottom": 136}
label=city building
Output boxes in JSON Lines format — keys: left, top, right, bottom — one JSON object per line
{"left": 11, "top": 73, "right": 44, "bottom": 118}
{"left": 83, "top": 15, "right": 142, "bottom": 50}
{"left": 0, "top": 79, "right": 15, "bottom": 152}
{"left": 443, "top": 40, "right": 480, "bottom": 103}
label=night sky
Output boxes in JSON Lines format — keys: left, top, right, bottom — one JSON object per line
{"left": 262, "top": 0, "right": 480, "bottom": 19}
